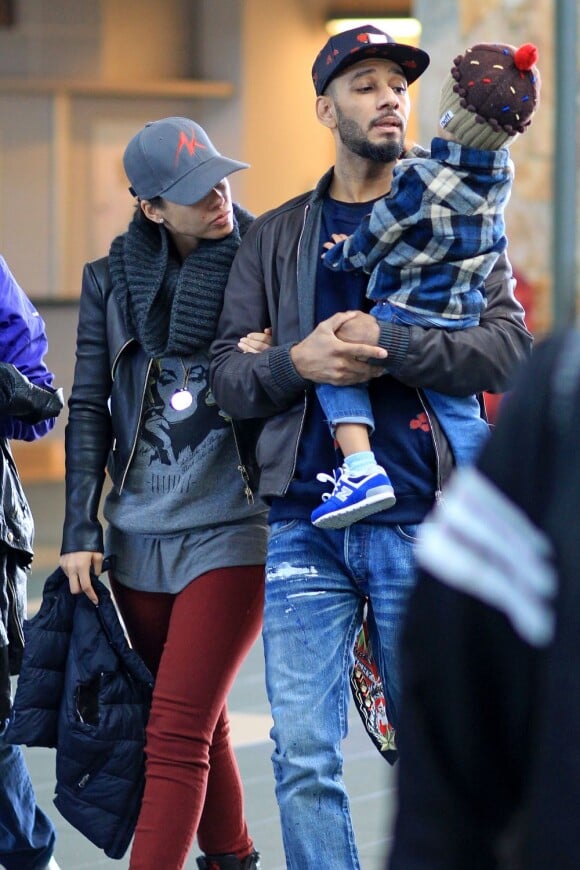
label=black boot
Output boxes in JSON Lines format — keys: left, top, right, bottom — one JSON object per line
{"left": 196, "top": 849, "right": 261, "bottom": 870}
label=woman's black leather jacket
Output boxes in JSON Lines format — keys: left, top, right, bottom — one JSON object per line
{"left": 61, "top": 257, "right": 151, "bottom": 555}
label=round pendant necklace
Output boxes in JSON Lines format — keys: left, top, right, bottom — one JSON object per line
{"left": 170, "top": 358, "right": 193, "bottom": 411}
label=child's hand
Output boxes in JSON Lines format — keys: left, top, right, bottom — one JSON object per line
{"left": 238, "top": 327, "right": 273, "bottom": 354}
{"left": 322, "top": 233, "right": 348, "bottom": 253}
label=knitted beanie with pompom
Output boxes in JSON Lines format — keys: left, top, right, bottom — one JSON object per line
{"left": 438, "top": 42, "right": 540, "bottom": 150}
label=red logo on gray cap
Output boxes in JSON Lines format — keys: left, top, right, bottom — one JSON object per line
{"left": 175, "top": 129, "right": 207, "bottom": 164}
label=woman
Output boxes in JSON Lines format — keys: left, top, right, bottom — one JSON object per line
{"left": 59, "top": 117, "right": 266, "bottom": 870}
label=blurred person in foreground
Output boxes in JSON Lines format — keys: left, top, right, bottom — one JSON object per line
{"left": 389, "top": 325, "right": 580, "bottom": 870}
{"left": 0, "top": 256, "right": 63, "bottom": 870}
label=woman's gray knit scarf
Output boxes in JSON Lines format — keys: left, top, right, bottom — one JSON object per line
{"left": 108, "top": 202, "right": 254, "bottom": 357}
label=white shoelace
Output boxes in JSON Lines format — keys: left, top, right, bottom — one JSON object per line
{"left": 316, "top": 468, "right": 346, "bottom": 502}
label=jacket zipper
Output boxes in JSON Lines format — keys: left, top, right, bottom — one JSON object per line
{"left": 110, "top": 338, "right": 133, "bottom": 381}
{"left": 280, "top": 202, "right": 311, "bottom": 494}
{"left": 282, "top": 396, "right": 308, "bottom": 495}
{"left": 417, "top": 389, "right": 444, "bottom": 503}
{"left": 7, "top": 573, "right": 25, "bottom": 648}
{"left": 74, "top": 747, "right": 109, "bottom": 791}
{"left": 117, "top": 355, "right": 153, "bottom": 494}
{"left": 296, "top": 202, "right": 309, "bottom": 264}
{"left": 231, "top": 421, "right": 254, "bottom": 505}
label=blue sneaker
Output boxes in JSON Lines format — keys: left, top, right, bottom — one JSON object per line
{"left": 311, "top": 466, "right": 396, "bottom": 529}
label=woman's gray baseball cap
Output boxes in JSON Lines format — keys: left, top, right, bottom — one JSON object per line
{"left": 123, "top": 116, "right": 249, "bottom": 205}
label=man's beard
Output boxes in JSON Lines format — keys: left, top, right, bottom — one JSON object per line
{"left": 335, "top": 104, "right": 404, "bottom": 163}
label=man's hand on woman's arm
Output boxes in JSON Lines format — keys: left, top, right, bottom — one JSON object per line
{"left": 290, "top": 311, "right": 386, "bottom": 384}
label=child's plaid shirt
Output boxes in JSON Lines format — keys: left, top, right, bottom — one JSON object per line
{"left": 323, "top": 138, "right": 514, "bottom": 323}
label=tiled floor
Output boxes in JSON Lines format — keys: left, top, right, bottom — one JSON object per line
{"left": 20, "top": 482, "right": 397, "bottom": 869}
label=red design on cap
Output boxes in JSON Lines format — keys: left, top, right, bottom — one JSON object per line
{"left": 357, "top": 33, "right": 370, "bottom": 44}
{"left": 175, "top": 130, "right": 206, "bottom": 164}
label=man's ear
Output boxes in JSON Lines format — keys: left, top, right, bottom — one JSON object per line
{"left": 316, "top": 95, "right": 337, "bottom": 129}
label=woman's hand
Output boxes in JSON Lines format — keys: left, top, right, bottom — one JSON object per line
{"left": 238, "top": 326, "right": 273, "bottom": 354}
{"left": 60, "top": 551, "right": 103, "bottom": 606}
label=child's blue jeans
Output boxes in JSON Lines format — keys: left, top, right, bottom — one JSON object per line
{"left": 316, "top": 301, "right": 488, "bottom": 467}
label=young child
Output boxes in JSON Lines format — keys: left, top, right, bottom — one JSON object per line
{"left": 311, "top": 41, "right": 540, "bottom": 529}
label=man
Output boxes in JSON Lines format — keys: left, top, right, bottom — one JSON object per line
{"left": 0, "top": 255, "right": 63, "bottom": 870}
{"left": 210, "top": 25, "right": 532, "bottom": 869}
{"left": 389, "top": 326, "right": 580, "bottom": 870}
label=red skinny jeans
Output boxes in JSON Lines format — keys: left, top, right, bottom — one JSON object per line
{"left": 110, "top": 565, "right": 264, "bottom": 870}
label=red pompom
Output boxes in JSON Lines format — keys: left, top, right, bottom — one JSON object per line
{"left": 514, "top": 43, "right": 539, "bottom": 71}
